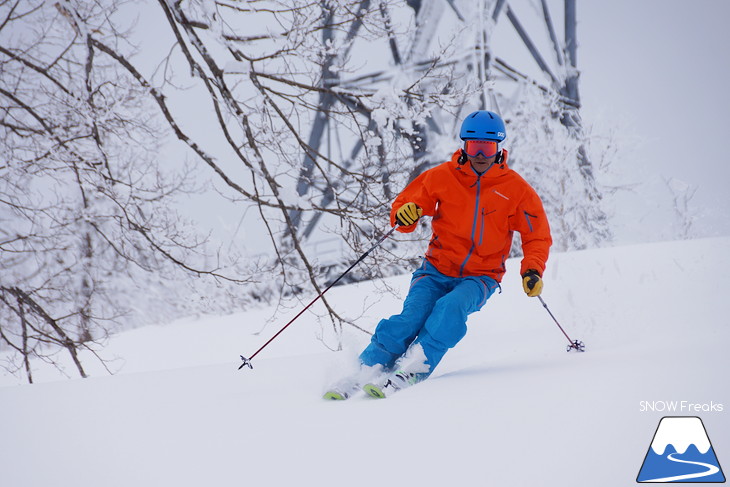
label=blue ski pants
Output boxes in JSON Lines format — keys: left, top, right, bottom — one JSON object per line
{"left": 359, "top": 259, "right": 498, "bottom": 376}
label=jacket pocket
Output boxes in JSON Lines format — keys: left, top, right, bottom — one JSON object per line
{"left": 479, "top": 209, "right": 496, "bottom": 245}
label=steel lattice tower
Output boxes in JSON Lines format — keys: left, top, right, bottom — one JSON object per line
{"left": 290, "top": 0, "right": 609, "bottom": 249}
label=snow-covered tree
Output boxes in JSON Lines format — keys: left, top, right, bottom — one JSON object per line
{"left": 0, "top": 0, "right": 251, "bottom": 381}
{"left": 124, "top": 0, "right": 479, "bottom": 347}
{"left": 1, "top": 0, "right": 617, "bottom": 377}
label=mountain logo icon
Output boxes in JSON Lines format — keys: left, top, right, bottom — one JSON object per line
{"left": 637, "top": 416, "right": 725, "bottom": 483}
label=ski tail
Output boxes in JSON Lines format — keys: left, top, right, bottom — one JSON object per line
{"left": 323, "top": 380, "right": 362, "bottom": 400}
{"left": 323, "top": 364, "right": 387, "bottom": 401}
{"left": 323, "top": 390, "right": 351, "bottom": 400}
{"left": 364, "top": 370, "right": 423, "bottom": 399}
{"left": 363, "top": 383, "right": 387, "bottom": 399}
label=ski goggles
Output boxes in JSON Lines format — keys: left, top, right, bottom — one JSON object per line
{"left": 463, "top": 139, "right": 500, "bottom": 158}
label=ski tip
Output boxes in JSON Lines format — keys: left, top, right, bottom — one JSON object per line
{"left": 363, "top": 383, "right": 386, "bottom": 399}
{"left": 323, "top": 391, "right": 349, "bottom": 401}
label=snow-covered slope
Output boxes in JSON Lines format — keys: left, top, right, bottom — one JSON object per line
{"left": 1, "top": 237, "right": 728, "bottom": 487}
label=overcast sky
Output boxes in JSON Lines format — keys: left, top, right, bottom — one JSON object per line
{"left": 129, "top": 0, "right": 730, "bottom": 247}
{"left": 577, "top": 0, "right": 730, "bottom": 241}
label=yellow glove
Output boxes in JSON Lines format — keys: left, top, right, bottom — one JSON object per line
{"left": 521, "top": 270, "right": 543, "bottom": 297}
{"left": 395, "top": 202, "right": 423, "bottom": 226}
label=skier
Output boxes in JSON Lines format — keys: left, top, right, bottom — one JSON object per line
{"left": 325, "top": 110, "right": 552, "bottom": 399}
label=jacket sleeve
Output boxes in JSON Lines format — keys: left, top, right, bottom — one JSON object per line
{"left": 390, "top": 169, "right": 438, "bottom": 233}
{"left": 512, "top": 184, "right": 552, "bottom": 275}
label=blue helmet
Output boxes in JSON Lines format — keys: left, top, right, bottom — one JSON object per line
{"left": 459, "top": 110, "right": 506, "bottom": 141}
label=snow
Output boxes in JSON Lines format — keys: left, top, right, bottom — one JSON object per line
{"left": 651, "top": 417, "right": 711, "bottom": 455}
{"left": 2, "top": 236, "right": 729, "bottom": 486}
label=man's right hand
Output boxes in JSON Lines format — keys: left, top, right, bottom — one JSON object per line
{"left": 395, "top": 202, "right": 423, "bottom": 226}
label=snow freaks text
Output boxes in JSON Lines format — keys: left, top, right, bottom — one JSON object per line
{"left": 639, "top": 401, "right": 724, "bottom": 413}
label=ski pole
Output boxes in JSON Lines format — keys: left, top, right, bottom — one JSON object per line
{"left": 537, "top": 295, "right": 585, "bottom": 352}
{"left": 238, "top": 225, "right": 399, "bottom": 370}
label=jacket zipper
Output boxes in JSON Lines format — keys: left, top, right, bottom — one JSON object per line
{"left": 524, "top": 211, "right": 537, "bottom": 232}
{"left": 478, "top": 208, "right": 485, "bottom": 245}
{"left": 459, "top": 175, "right": 482, "bottom": 276}
{"left": 478, "top": 209, "right": 495, "bottom": 246}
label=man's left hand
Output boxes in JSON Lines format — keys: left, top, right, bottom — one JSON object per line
{"left": 521, "top": 270, "right": 543, "bottom": 297}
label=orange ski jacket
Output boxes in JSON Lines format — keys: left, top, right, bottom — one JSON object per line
{"left": 391, "top": 149, "right": 552, "bottom": 282}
